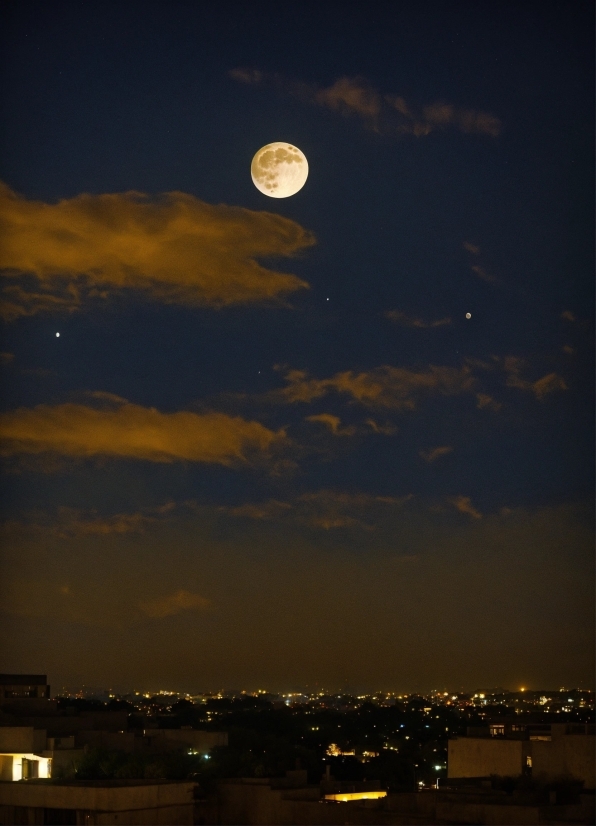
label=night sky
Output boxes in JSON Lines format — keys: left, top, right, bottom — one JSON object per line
{"left": 0, "top": 1, "right": 593, "bottom": 694}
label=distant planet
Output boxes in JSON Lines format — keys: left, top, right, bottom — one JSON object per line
{"left": 465, "top": 313, "right": 472, "bottom": 319}
{"left": 251, "top": 143, "right": 308, "bottom": 198}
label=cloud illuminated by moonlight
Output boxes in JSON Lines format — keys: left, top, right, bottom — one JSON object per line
{"left": 0, "top": 397, "right": 285, "bottom": 466}
{"left": 230, "top": 69, "right": 501, "bottom": 138}
{"left": 0, "top": 183, "right": 313, "bottom": 319}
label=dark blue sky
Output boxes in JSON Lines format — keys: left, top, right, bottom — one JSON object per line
{"left": 0, "top": 1, "right": 593, "bottom": 693}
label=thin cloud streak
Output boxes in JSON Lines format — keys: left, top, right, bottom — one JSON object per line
{"left": 1, "top": 503, "right": 177, "bottom": 539}
{"left": 386, "top": 310, "right": 452, "bottom": 328}
{"left": 420, "top": 446, "right": 454, "bottom": 463}
{"left": 138, "top": 589, "right": 211, "bottom": 619}
{"left": 230, "top": 69, "right": 501, "bottom": 138}
{"left": 471, "top": 265, "right": 499, "bottom": 285}
{"left": 226, "top": 489, "right": 414, "bottom": 532}
{"left": 273, "top": 364, "right": 475, "bottom": 409}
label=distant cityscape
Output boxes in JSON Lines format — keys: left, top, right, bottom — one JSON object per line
{"left": 56, "top": 684, "right": 596, "bottom": 715}
{"left": 0, "top": 674, "right": 593, "bottom": 824}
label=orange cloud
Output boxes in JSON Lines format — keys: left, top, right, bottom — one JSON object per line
{"left": 230, "top": 69, "right": 501, "bottom": 138}
{"left": 470, "top": 265, "right": 499, "bottom": 285}
{"left": 449, "top": 495, "right": 482, "bottom": 519}
{"left": 0, "top": 397, "right": 285, "bottom": 465}
{"left": 463, "top": 242, "right": 480, "bottom": 255}
{"left": 365, "top": 419, "right": 397, "bottom": 435}
{"left": 420, "top": 446, "right": 453, "bottom": 463}
{"left": 275, "top": 364, "right": 475, "bottom": 409}
{"left": 0, "top": 183, "right": 313, "bottom": 319}
{"left": 532, "top": 372, "right": 568, "bottom": 400}
{"left": 561, "top": 310, "right": 576, "bottom": 322}
{"left": 0, "top": 352, "right": 14, "bottom": 365}
{"left": 502, "top": 357, "right": 567, "bottom": 400}
{"left": 228, "top": 67, "right": 264, "bottom": 84}
{"left": 475, "top": 393, "right": 502, "bottom": 412}
{"left": 138, "top": 589, "right": 211, "bottom": 618}
{"left": 314, "top": 76, "right": 382, "bottom": 122}
{"left": 305, "top": 413, "right": 356, "bottom": 436}
{"left": 421, "top": 102, "right": 501, "bottom": 136}
{"left": 386, "top": 310, "right": 451, "bottom": 328}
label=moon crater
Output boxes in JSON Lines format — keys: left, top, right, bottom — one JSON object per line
{"left": 251, "top": 143, "right": 308, "bottom": 198}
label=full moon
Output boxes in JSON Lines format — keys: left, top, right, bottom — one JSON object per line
{"left": 251, "top": 143, "right": 308, "bottom": 198}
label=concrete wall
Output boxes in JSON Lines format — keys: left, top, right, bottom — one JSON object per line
{"left": 0, "top": 727, "right": 46, "bottom": 753}
{"left": 217, "top": 780, "right": 284, "bottom": 825}
{"left": 448, "top": 738, "right": 528, "bottom": 778}
{"left": 94, "top": 803, "right": 193, "bottom": 824}
{"left": 0, "top": 802, "right": 193, "bottom": 825}
{"left": 198, "top": 786, "right": 596, "bottom": 826}
{"left": 532, "top": 735, "right": 595, "bottom": 788}
{"left": 46, "top": 748, "right": 86, "bottom": 776}
{"left": 0, "top": 780, "right": 196, "bottom": 812}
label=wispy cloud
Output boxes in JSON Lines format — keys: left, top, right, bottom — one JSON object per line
{"left": 0, "top": 395, "right": 285, "bottom": 466}
{"left": 386, "top": 310, "right": 451, "bottom": 328}
{"left": 230, "top": 69, "right": 501, "bottom": 137}
{"left": 463, "top": 242, "right": 501, "bottom": 286}
{"left": 226, "top": 489, "right": 413, "bottom": 531}
{"left": 531, "top": 373, "right": 568, "bottom": 400}
{"left": 501, "top": 357, "right": 567, "bottom": 400}
{"left": 475, "top": 393, "right": 502, "bottom": 412}
{"left": 561, "top": 310, "right": 576, "bottom": 322}
{"left": 0, "top": 182, "right": 313, "bottom": 319}
{"left": 1, "top": 503, "right": 178, "bottom": 539}
{"left": 365, "top": 419, "right": 398, "bottom": 435}
{"left": 420, "top": 446, "right": 453, "bottom": 463}
{"left": 0, "top": 352, "right": 14, "bottom": 365}
{"left": 227, "top": 500, "right": 292, "bottom": 520}
{"left": 470, "top": 265, "right": 499, "bottom": 285}
{"left": 448, "top": 495, "right": 482, "bottom": 519}
{"left": 305, "top": 413, "right": 356, "bottom": 436}
{"left": 1, "top": 576, "right": 210, "bottom": 627}
{"left": 273, "top": 364, "right": 475, "bottom": 409}
{"left": 138, "top": 589, "right": 211, "bottom": 618}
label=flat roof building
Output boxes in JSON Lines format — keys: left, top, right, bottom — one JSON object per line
{"left": 0, "top": 779, "right": 195, "bottom": 825}
{"left": 448, "top": 722, "right": 595, "bottom": 790}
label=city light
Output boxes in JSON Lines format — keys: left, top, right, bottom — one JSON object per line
{"left": 325, "top": 792, "right": 387, "bottom": 803}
